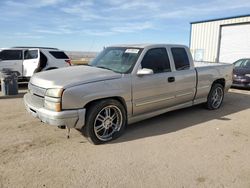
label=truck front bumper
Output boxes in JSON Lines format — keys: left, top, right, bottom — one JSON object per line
{"left": 24, "top": 93, "right": 86, "bottom": 129}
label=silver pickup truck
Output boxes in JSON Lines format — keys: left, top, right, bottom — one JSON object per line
{"left": 24, "top": 44, "right": 233, "bottom": 144}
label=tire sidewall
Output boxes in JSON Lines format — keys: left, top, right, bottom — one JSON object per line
{"left": 84, "top": 99, "right": 127, "bottom": 144}
{"left": 207, "top": 83, "right": 224, "bottom": 110}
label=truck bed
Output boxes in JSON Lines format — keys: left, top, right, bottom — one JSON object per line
{"left": 194, "top": 61, "right": 231, "bottom": 67}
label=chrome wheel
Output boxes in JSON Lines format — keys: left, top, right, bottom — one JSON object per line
{"left": 211, "top": 87, "right": 223, "bottom": 109}
{"left": 94, "top": 105, "right": 123, "bottom": 141}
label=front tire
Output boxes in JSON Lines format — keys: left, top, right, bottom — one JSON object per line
{"left": 82, "top": 99, "right": 126, "bottom": 144}
{"left": 206, "top": 83, "right": 224, "bottom": 110}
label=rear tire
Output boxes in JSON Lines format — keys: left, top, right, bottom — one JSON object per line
{"left": 82, "top": 99, "right": 126, "bottom": 144}
{"left": 206, "top": 83, "right": 224, "bottom": 110}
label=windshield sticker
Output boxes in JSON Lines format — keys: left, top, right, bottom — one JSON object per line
{"left": 125, "top": 49, "right": 139, "bottom": 54}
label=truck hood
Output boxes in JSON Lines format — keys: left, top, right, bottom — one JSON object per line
{"left": 30, "top": 65, "right": 122, "bottom": 89}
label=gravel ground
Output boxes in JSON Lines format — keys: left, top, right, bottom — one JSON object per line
{"left": 0, "top": 87, "right": 250, "bottom": 188}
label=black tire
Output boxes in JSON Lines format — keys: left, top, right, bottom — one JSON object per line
{"left": 206, "top": 83, "right": 224, "bottom": 110}
{"left": 82, "top": 99, "right": 127, "bottom": 144}
{"left": 33, "top": 67, "right": 43, "bottom": 73}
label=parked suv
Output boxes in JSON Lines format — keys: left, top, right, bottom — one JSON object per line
{"left": 0, "top": 47, "right": 71, "bottom": 80}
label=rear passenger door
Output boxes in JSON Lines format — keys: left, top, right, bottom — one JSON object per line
{"left": 23, "top": 49, "right": 40, "bottom": 77}
{"left": 132, "top": 48, "right": 176, "bottom": 115}
{"left": 170, "top": 47, "right": 196, "bottom": 105}
{"left": 0, "top": 50, "right": 23, "bottom": 76}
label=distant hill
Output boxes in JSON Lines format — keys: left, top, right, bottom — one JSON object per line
{"left": 65, "top": 51, "right": 98, "bottom": 60}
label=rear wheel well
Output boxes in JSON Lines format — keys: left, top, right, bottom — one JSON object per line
{"left": 212, "top": 78, "right": 225, "bottom": 88}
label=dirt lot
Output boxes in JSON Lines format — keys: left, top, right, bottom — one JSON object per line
{"left": 0, "top": 86, "right": 250, "bottom": 188}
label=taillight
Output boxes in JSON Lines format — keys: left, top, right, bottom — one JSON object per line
{"left": 65, "top": 59, "right": 72, "bottom": 66}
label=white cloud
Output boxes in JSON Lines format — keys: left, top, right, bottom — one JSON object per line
{"left": 82, "top": 30, "right": 115, "bottom": 36}
{"left": 9, "top": 32, "right": 44, "bottom": 39}
{"left": 2, "top": 0, "right": 250, "bottom": 39}
{"left": 34, "top": 23, "right": 76, "bottom": 35}
{"left": 5, "top": 0, "right": 64, "bottom": 8}
{"left": 35, "top": 29, "right": 62, "bottom": 35}
{"left": 111, "top": 22, "right": 154, "bottom": 33}
{"left": 47, "top": 0, "right": 250, "bottom": 36}
{"left": 157, "top": 0, "right": 250, "bottom": 19}
{"left": 59, "top": 0, "right": 250, "bottom": 27}
{"left": 62, "top": 7, "right": 104, "bottom": 21}
{"left": 106, "top": 0, "right": 160, "bottom": 11}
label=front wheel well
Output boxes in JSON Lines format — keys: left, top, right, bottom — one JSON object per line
{"left": 84, "top": 97, "right": 127, "bottom": 114}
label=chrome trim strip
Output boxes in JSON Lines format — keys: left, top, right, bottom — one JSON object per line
{"left": 176, "top": 92, "right": 193, "bottom": 97}
{"left": 129, "top": 102, "right": 193, "bottom": 124}
{"left": 135, "top": 96, "right": 175, "bottom": 107}
{"left": 197, "top": 85, "right": 210, "bottom": 89}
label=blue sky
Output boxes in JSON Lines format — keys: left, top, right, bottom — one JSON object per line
{"left": 0, "top": 0, "right": 250, "bottom": 52}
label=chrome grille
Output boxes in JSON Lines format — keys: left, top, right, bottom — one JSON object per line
{"left": 26, "top": 92, "right": 44, "bottom": 109}
{"left": 28, "top": 83, "right": 46, "bottom": 98}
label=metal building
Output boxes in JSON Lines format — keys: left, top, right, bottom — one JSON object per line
{"left": 190, "top": 14, "right": 250, "bottom": 63}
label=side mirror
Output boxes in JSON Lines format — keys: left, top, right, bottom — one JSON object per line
{"left": 137, "top": 68, "right": 154, "bottom": 76}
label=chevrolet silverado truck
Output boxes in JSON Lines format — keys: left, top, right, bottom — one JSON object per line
{"left": 24, "top": 44, "right": 233, "bottom": 144}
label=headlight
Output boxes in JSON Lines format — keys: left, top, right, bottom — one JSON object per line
{"left": 245, "top": 74, "right": 250, "bottom": 77}
{"left": 45, "top": 88, "right": 63, "bottom": 98}
{"left": 44, "top": 88, "right": 64, "bottom": 112}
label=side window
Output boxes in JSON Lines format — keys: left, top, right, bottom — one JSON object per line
{"left": 49, "top": 51, "right": 69, "bottom": 59}
{"left": 24, "top": 50, "right": 38, "bottom": 59}
{"left": 171, "top": 48, "right": 190, "bottom": 70}
{"left": 0, "top": 50, "right": 22, "bottom": 60}
{"left": 141, "top": 48, "right": 171, "bottom": 73}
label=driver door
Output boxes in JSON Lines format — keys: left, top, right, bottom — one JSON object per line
{"left": 23, "top": 49, "right": 40, "bottom": 77}
{"left": 132, "top": 48, "right": 176, "bottom": 115}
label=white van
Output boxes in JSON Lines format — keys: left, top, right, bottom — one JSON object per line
{"left": 0, "top": 47, "right": 71, "bottom": 80}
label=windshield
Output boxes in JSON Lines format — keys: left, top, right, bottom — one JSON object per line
{"left": 89, "top": 47, "right": 142, "bottom": 73}
{"left": 234, "top": 59, "right": 250, "bottom": 68}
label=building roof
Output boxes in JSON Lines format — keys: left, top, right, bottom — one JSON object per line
{"left": 191, "top": 14, "right": 250, "bottom": 24}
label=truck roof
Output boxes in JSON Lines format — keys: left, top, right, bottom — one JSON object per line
{"left": 109, "top": 43, "right": 188, "bottom": 49}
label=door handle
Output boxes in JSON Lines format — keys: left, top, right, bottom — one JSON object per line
{"left": 168, "top": 77, "right": 175, "bottom": 83}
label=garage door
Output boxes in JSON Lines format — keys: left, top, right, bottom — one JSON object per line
{"left": 219, "top": 23, "right": 250, "bottom": 63}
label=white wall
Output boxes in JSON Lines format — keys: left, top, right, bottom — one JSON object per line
{"left": 190, "top": 16, "right": 250, "bottom": 63}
